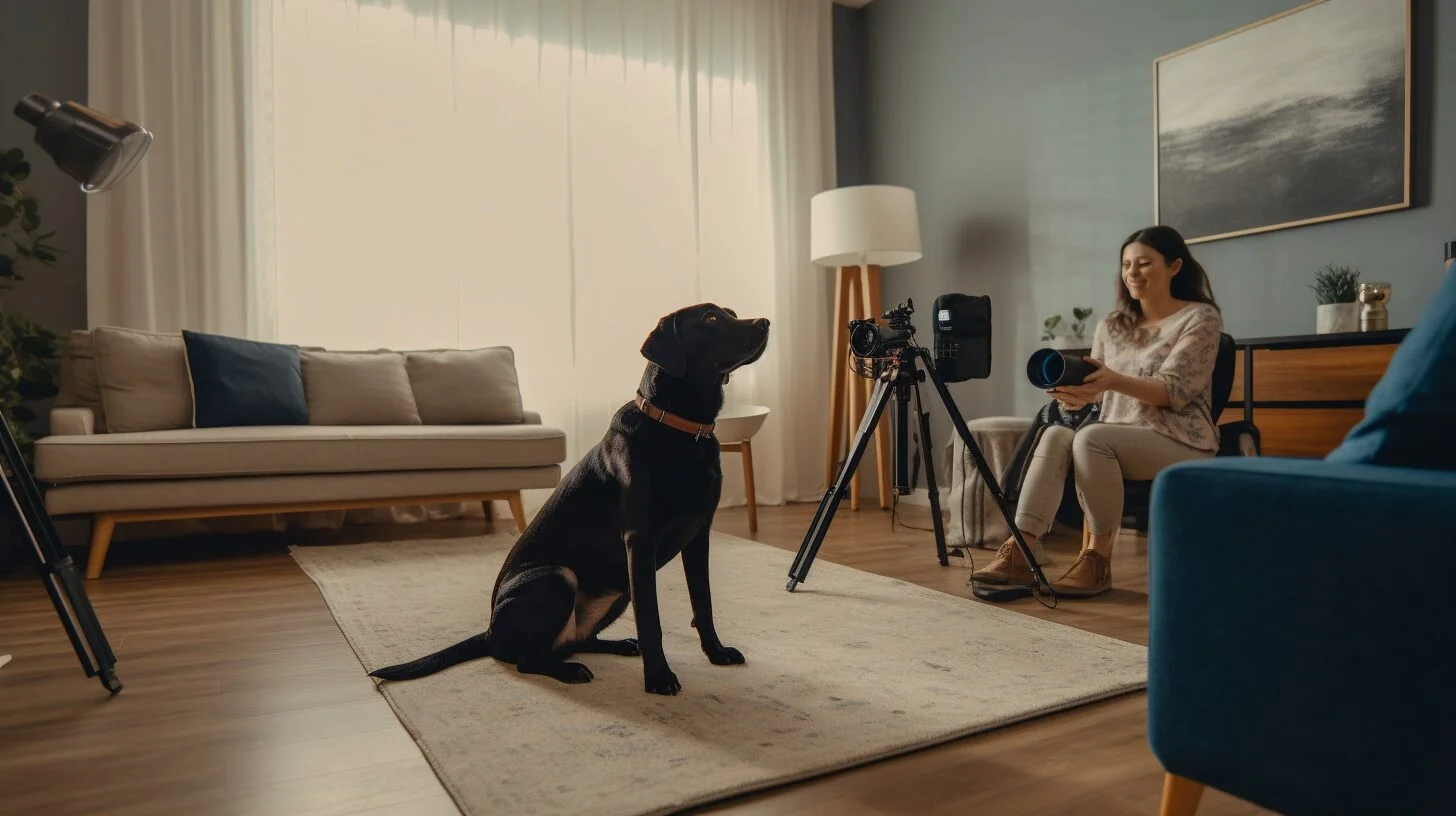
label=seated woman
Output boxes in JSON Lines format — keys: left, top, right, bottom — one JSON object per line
{"left": 973, "top": 224, "right": 1224, "bottom": 598}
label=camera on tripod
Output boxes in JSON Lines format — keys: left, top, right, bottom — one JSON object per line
{"left": 848, "top": 300, "right": 916, "bottom": 359}
{"left": 791, "top": 289, "right": 1055, "bottom": 601}
{"left": 844, "top": 294, "right": 992, "bottom": 384}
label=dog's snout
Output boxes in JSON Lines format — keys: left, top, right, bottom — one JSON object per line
{"left": 752, "top": 318, "right": 769, "bottom": 330}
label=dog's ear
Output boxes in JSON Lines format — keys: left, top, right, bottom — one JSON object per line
{"left": 641, "top": 313, "right": 688, "bottom": 377}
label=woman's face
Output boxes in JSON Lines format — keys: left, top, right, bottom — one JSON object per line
{"left": 1121, "top": 241, "right": 1181, "bottom": 302}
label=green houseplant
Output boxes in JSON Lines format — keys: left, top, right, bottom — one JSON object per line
{"left": 1068, "top": 307, "right": 1094, "bottom": 343}
{"left": 0, "top": 146, "right": 66, "bottom": 467}
{"left": 1310, "top": 263, "right": 1361, "bottom": 335}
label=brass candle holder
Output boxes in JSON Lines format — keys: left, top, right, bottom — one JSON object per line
{"left": 1357, "top": 282, "right": 1392, "bottom": 332}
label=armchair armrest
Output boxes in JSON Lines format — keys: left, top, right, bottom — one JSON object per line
{"left": 1147, "top": 457, "right": 1456, "bottom": 815}
{"left": 521, "top": 410, "right": 542, "bottom": 425}
{"left": 49, "top": 407, "right": 97, "bottom": 436}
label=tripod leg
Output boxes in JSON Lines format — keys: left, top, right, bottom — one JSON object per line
{"left": 910, "top": 381, "right": 950, "bottom": 566}
{"left": 0, "top": 418, "right": 122, "bottom": 693}
{"left": 914, "top": 350, "right": 1056, "bottom": 598}
{"left": 788, "top": 375, "right": 896, "bottom": 591}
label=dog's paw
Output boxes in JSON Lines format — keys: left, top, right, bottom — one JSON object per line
{"left": 705, "top": 645, "right": 746, "bottom": 666}
{"left": 560, "top": 662, "right": 595, "bottom": 683}
{"left": 644, "top": 667, "right": 681, "bottom": 696}
{"left": 615, "top": 638, "right": 642, "bottom": 656}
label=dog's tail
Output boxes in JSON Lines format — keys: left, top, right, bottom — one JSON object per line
{"left": 368, "top": 630, "right": 493, "bottom": 682}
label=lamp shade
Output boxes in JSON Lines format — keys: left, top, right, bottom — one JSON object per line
{"left": 12, "top": 93, "right": 152, "bottom": 194}
{"left": 809, "top": 184, "right": 922, "bottom": 268}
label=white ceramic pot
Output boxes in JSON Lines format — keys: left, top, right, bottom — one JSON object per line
{"left": 1316, "top": 303, "right": 1359, "bottom": 334}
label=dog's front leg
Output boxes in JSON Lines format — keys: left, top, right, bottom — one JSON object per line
{"left": 626, "top": 530, "right": 681, "bottom": 696}
{"left": 682, "top": 527, "right": 745, "bottom": 666}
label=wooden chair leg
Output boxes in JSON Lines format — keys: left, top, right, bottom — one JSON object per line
{"left": 85, "top": 514, "right": 117, "bottom": 580}
{"left": 741, "top": 438, "right": 757, "bottom": 534}
{"left": 507, "top": 492, "right": 528, "bottom": 534}
{"left": 481, "top": 500, "right": 495, "bottom": 524}
{"left": 1159, "top": 773, "right": 1205, "bottom": 816}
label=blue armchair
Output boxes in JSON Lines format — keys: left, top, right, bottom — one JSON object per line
{"left": 1147, "top": 262, "right": 1456, "bottom": 815}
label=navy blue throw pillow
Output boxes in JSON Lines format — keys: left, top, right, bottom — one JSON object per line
{"left": 182, "top": 330, "right": 310, "bottom": 428}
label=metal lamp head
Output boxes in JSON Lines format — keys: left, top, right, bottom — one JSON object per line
{"left": 13, "top": 92, "right": 152, "bottom": 194}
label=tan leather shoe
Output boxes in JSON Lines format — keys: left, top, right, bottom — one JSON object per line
{"left": 1050, "top": 549, "right": 1111, "bottom": 597}
{"left": 970, "top": 537, "right": 1035, "bottom": 586}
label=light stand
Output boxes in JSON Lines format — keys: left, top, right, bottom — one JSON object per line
{"left": 4, "top": 91, "right": 154, "bottom": 694}
{"left": 786, "top": 341, "right": 1057, "bottom": 605}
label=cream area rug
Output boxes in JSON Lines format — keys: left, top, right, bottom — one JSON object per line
{"left": 290, "top": 533, "right": 1147, "bottom": 816}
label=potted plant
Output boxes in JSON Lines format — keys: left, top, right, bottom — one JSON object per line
{"left": 1041, "top": 313, "right": 1068, "bottom": 348}
{"left": 1068, "top": 307, "right": 1094, "bottom": 344}
{"left": 0, "top": 147, "right": 66, "bottom": 467}
{"left": 1311, "top": 263, "right": 1361, "bottom": 334}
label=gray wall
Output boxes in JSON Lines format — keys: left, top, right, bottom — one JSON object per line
{"left": 846, "top": 0, "right": 1454, "bottom": 458}
{"left": 0, "top": 0, "right": 90, "bottom": 558}
{"left": 0, "top": 0, "right": 90, "bottom": 435}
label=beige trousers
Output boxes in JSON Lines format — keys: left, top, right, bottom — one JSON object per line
{"left": 1014, "top": 422, "right": 1213, "bottom": 537}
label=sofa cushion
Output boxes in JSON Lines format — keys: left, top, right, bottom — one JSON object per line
{"left": 41, "top": 466, "right": 563, "bottom": 516}
{"left": 1327, "top": 266, "right": 1456, "bottom": 470}
{"left": 55, "top": 330, "right": 108, "bottom": 432}
{"left": 302, "top": 350, "right": 422, "bottom": 425}
{"left": 92, "top": 326, "right": 194, "bottom": 433}
{"left": 183, "top": 330, "right": 310, "bottom": 428}
{"left": 405, "top": 347, "right": 525, "bottom": 424}
{"left": 34, "top": 423, "right": 567, "bottom": 484}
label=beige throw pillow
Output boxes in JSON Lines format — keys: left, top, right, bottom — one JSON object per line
{"left": 55, "top": 330, "right": 109, "bottom": 433}
{"left": 92, "top": 326, "right": 194, "bottom": 433}
{"left": 302, "top": 350, "right": 422, "bottom": 425}
{"left": 405, "top": 347, "right": 525, "bottom": 424}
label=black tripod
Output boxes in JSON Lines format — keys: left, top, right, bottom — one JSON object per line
{"left": 786, "top": 344, "right": 1056, "bottom": 603}
{"left": 1, "top": 419, "right": 122, "bottom": 694}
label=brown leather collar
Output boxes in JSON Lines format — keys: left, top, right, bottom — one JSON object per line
{"left": 635, "top": 393, "right": 715, "bottom": 440}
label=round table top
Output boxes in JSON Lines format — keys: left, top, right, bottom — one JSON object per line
{"left": 715, "top": 403, "right": 770, "bottom": 442}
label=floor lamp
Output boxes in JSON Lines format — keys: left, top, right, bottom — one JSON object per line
{"left": 809, "top": 185, "right": 923, "bottom": 510}
{"left": 3, "top": 92, "right": 154, "bottom": 694}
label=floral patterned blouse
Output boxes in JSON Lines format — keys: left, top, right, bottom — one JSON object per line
{"left": 1090, "top": 302, "right": 1224, "bottom": 452}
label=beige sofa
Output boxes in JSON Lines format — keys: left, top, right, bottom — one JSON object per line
{"left": 36, "top": 326, "right": 567, "bottom": 578}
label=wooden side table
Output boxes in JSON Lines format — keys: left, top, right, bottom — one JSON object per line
{"left": 716, "top": 405, "right": 771, "bottom": 533}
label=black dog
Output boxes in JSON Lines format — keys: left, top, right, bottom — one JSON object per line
{"left": 369, "top": 303, "right": 770, "bottom": 695}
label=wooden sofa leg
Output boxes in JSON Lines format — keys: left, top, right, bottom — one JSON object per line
{"left": 481, "top": 500, "right": 495, "bottom": 523}
{"left": 86, "top": 514, "right": 118, "bottom": 580}
{"left": 507, "top": 492, "right": 528, "bottom": 534}
{"left": 1159, "top": 773, "right": 1204, "bottom": 816}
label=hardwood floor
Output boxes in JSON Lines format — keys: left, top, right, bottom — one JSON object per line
{"left": 0, "top": 504, "right": 1267, "bottom": 815}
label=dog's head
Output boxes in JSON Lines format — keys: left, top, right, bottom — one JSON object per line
{"left": 640, "top": 303, "right": 770, "bottom": 379}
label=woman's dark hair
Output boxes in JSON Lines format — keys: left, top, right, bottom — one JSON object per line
{"left": 1107, "top": 224, "right": 1219, "bottom": 338}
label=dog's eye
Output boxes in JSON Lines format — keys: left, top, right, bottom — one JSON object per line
{"left": 705, "top": 314, "right": 719, "bottom": 323}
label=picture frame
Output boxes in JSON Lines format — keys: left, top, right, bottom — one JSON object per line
{"left": 1154, "top": 0, "right": 1411, "bottom": 244}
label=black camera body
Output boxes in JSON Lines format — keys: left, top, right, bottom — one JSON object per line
{"left": 847, "top": 300, "right": 916, "bottom": 359}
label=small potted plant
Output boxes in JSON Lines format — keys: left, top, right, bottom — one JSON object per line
{"left": 1041, "top": 314, "right": 1067, "bottom": 347}
{"left": 1068, "top": 307, "right": 1094, "bottom": 344}
{"left": 1311, "top": 263, "right": 1361, "bottom": 334}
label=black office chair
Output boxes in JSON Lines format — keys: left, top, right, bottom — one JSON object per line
{"left": 1054, "top": 332, "right": 1258, "bottom": 535}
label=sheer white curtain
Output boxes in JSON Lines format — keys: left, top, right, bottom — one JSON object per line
{"left": 88, "top": 0, "right": 836, "bottom": 516}
{"left": 87, "top": 0, "right": 274, "bottom": 337}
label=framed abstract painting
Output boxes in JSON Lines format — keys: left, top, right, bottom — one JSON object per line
{"left": 1154, "top": 0, "right": 1411, "bottom": 244}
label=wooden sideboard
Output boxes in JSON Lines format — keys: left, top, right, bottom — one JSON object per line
{"left": 1224, "top": 328, "right": 1409, "bottom": 458}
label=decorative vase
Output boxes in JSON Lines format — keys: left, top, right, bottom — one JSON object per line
{"left": 1316, "top": 303, "right": 1359, "bottom": 334}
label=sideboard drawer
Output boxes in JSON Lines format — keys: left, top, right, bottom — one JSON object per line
{"left": 1226, "top": 344, "right": 1397, "bottom": 404}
